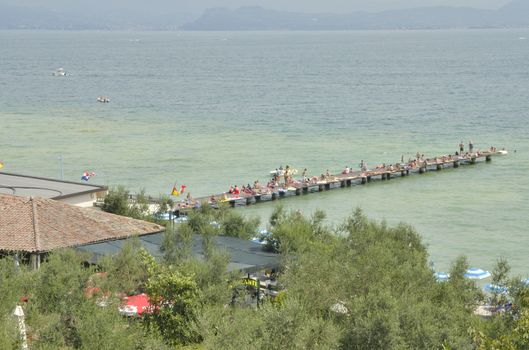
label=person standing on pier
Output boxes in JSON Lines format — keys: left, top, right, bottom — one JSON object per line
{"left": 360, "top": 160, "right": 368, "bottom": 172}
{"left": 459, "top": 141, "right": 464, "bottom": 153}
{"left": 469, "top": 140, "right": 474, "bottom": 153}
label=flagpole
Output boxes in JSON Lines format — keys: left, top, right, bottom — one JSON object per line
{"left": 58, "top": 154, "right": 64, "bottom": 180}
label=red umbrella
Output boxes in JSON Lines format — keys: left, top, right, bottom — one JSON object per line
{"left": 119, "top": 293, "right": 152, "bottom": 317}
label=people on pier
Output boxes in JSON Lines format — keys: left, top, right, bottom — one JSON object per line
{"left": 302, "top": 168, "right": 307, "bottom": 178}
{"left": 210, "top": 194, "right": 217, "bottom": 204}
{"left": 343, "top": 166, "right": 350, "bottom": 174}
{"left": 459, "top": 141, "right": 464, "bottom": 153}
{"left": 469, "top": 140, "right": 474, "bottom": 153}
{"left": 233, "top": 185, "right": 241, "bottom": 195}
{"left": 361, "top": 160, "right": 369, "bottom": 172}
{"left": 185, "top": 192, "right": 193, "bottom": 204}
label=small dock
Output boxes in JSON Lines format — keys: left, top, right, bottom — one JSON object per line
{"left": 175, "top": 150, "right": 506, "bottom": 212}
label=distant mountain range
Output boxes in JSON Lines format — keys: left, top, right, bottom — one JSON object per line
{"left": 1, "top": 0, "right": 528, "bottom": 30}
{"left": 0, "top": 3, "right": 193, "bottom": 30}
{"left": 183, "top": 0, "right": 529, "bottom": 31}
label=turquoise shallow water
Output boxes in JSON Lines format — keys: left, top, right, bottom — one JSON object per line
{"left": 1, "top": 29, "right": 528, "bottom": 275}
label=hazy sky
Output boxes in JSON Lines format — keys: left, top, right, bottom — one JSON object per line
{"left": 3, "top": 0, "right": 512, "bottom": 14}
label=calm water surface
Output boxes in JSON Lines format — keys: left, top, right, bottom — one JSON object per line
{"left": 1, "top": 29, "right": 528, "bottom": 275}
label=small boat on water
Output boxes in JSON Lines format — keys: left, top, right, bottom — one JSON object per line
{"left": 53, "top": 68, "right": 66, "bottom": 76}
{"left": 97, "top": 96, "right": 110, "bottom": 103}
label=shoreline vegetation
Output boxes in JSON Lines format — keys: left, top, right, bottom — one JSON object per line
{"left": 2, "top": 199, "right": 528, "bottom": 349}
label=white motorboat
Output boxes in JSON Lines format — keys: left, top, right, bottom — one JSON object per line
{"left": 53, "top": 68, "right": 66, "bottom": 76}
{"left": 97, "top": 96, "right": 110, "bottom": 103}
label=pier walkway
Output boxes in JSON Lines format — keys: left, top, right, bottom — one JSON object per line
{"left": 174, "top": 149, "right": 506, "bottom": 213}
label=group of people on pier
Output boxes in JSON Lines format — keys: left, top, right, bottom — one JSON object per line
{"left": 174, "top": 142, "right": 501, "bottom": 211}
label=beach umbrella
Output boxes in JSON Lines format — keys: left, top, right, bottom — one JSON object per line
{"left": 484, "top": 283, "right": 508, "bottom": 294}
{"left": 119, "top": 294, "right": 152, "bottom": 317}
{"left": 434, "top": 272, "right": 450, "bottom": 282}
{"left": 465, "top": 268, "right": 491, "bottom": 280}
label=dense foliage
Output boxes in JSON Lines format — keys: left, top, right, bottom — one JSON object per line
{"left": 1, "top": 207, "right": 528, "bottom": 349}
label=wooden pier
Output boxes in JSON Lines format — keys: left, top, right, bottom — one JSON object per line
{"left": 175, "top": 150, "right": 505, "bottom": 213}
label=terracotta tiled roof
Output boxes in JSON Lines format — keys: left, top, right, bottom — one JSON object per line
{"left": 0, "top": 194, "right": 164, "bottom": 253}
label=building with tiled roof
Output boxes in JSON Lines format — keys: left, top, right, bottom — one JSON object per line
{"left": 0, "top": 171, "right": 107, "bottom": 207}
{"left": 0, "top": 194, "right": 165, "bottom": 268}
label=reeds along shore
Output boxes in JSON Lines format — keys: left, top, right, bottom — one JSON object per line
{"left": 173, "top": 149, "right": 505, "bottom": 211}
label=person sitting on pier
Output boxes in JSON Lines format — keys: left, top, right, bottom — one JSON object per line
{"left": 343, "top": 166, "right": 350, "bottom": 175}
{"left": 228, "top": 186, "right": 234, "bottom": 194}
{"left": 233, "top": 185, "right": 241, "bottom": 195}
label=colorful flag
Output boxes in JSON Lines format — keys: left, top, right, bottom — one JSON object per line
{"left": 81, "top": 171, "right": 96, "bottom": 181}
{"left": 171, "top": 185, "right": 180, "bottom": 196}
{"left": 180, "top": 185, "right": 187, "bottom": 194}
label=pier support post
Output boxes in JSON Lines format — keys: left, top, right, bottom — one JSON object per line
{"left": 386, "top": 172, "right": 391, "bottom": 180}
{"left": 295, "top": 188, "right": 301, "bottom": 196}
{"left": 436, "top": 164, "right": 442, "bottom": 171}
{"left": 325, "top": 183, "right": 331, "bottom": 190}
{"left": 318, "top": 184, "right": 324, "bottom": 192}
{"left": 367, "top": 176, "right": 372, "bottom": 182}
{"left": 340, "top": 181, "right": 346, "bottom": 188}
{"left": 381, "top": 173, "right": 386, "bottom": 180}
{"left": 454, "top": 161, "right": 459, "bottom": 168}
{"left": 406, "top": 169, "right": 410, "bottom": 176}
{"left": 419, "top": 167, "right": 426, "bottom": 174}
{"left": 303, "top": 187, "right": 308, "bottom": 194}
{"left": 346, "top": 179, "right": 352, "bottom": 187}
{"left": 401, "top": 171, "right": 405, "bottom": 177}
{"left": 272, "top": 193, "right": 278, "bottom": 200}
{"left": 471, "top": 157, "right": 476, "bottom": 164}
{"left": 361, "top": 177, "right": 367, "bottom": 185}
{"left": 486, "top": 155, "right": 492, "bottom": 162}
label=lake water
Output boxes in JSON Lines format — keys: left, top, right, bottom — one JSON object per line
{"left": 1, "top": 29, "right": 528, "bottom": 275}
